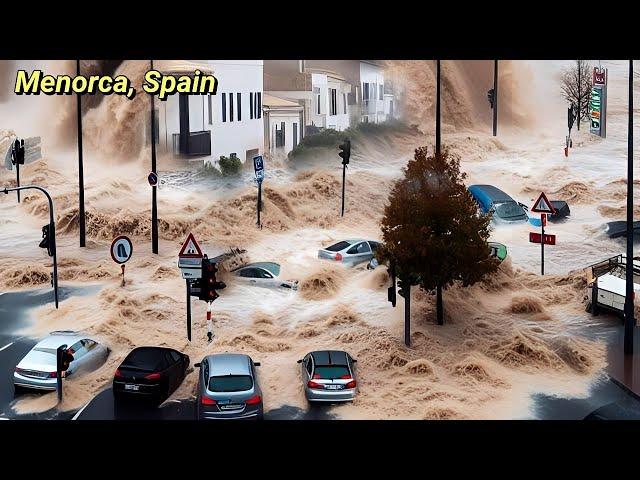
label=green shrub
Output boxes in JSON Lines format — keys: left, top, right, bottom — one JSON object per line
{"left": 218, "top": 155, "right": 243, "bottom": 176}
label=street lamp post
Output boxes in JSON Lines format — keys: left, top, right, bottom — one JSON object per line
{"left": 624, "top": 59, "right": 635, "bottom": 355}
{"left": 150, "top": 59, "right": 159, "bottom": 255}
{"left": 436, "top": 60, "right": 441, "bottom": 156}
{"left": 77, "top": 60, "right": 86, "bottom": 248}
{"left": 493, "top": 60, "right": 498, "bottom": 136}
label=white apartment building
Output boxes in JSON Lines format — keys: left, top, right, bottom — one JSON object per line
{"left": 156, "top": 60, "right": 264, "bottom": 165}
{"left": 263, "top": 94, "right": 304, "bottom": 156}
{"left": 264, "top": 61, "right": 352, "bottom": 134}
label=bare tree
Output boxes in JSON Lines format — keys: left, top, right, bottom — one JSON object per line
{"left": 560, "top": 60, "right": 593, "bottom": 129}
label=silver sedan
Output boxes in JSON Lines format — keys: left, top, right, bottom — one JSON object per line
{"left": 195, "top": 353, "right": 263, "bottom": 420}
{"left": 13, "top": 331, "right": 109, "bottom": 392}
{"left": 298, "top": 350, "right": 357, "bottom": 403}
{"left": 317, "top": 239, "right": 380, "bottom": 266}
{"left": 231, "top": 262, "right": 298, "bottom": 290}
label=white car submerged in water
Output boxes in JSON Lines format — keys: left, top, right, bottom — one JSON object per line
{"left": 231, "top": 262, "right": 298, "bottom": 290}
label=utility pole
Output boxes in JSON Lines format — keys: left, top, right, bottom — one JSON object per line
{"left": 493, "top": 60, "right": 498, "bottom": 136}
{"left": 624, "top": 59, "right": 635, "bottom": 355}
{"left": 577, "top": 60, "right": 581, "bottom": 131}
{"left": 77, "top": 60, "right": 86, "bottom": 248}
{"left": 436, "top": 60, "right": 441, "bottom": 155}
{"left": 150, "top": 59, "right": 159, "bottom": 255}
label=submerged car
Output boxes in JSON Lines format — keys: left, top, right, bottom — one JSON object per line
{"left": 298, "top": 350, "right": 357, "bottom": 403}
{"left": 488, "top": 242, "right": 508, "bottom": 263}
{"left": 113, "top": 346, "right": 190, "bottom": 403}
{"left": 14, "top": 331, "right": 109, "bottom": 392}
{"left": 604, "top": 221, "right": 640, "bottom": 240}
{"left": 468, "top": 184, "right": 528, "bottom": 224}
{"left": 318, "top": 239, "right": 381, "bottom": 266}
{"left": 231, "top": 262, "right": 298, "bottom": 290}
{"left": 195, "top": 353, "right": 263, "bottom": 420}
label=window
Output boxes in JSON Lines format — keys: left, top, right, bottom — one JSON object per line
{"left": 208, "top": 94, "right": 212, "bottom": 124}
{"left": 170, "top": 350, "right": 181, "bottom": 362}
{"left": 250, "top": 92, "right": 254, "bottom": 119}
{"left": 329, "top": 88, "right": 337, "bottom": 116}
{"left": 343, "top": 93, "right": 347, "bottom": 114}
{"left": 316, "top": 94, "right": 321, "bottom": 114}
{"left": 325, "top": 241, "right": 350, "bottom": 252}
{"left": 379, "top": 84, "right": 383, "bottom": 100}
{"left": 208, "top": 375, "right": 253, "bottom": 392}
{"left": 257, "top": 268, "right": 273, "bottom": 279}
{"left": 229, "top": 92, "right": 234, "bottom": 122}
{"left": 256, "top": 92, "right": 262, "bottom": 119}
{"left": 293, "top": 122, "right": 297, "bottom": 147}
{"left": 221, "top": 93, "right": 227, "bottom": 122}
{"left": 305, "top": 356, "right": 313, "bottom": 376}
{"left": 357, "top": 242, "right": 372, "bottom": 254}
{"left": 363, "top": 83, "right": 370, "bottom": 100}
{"left": 313, "top": 365, "right": 350, "bottom": 379}
{"left": 237, "top": 93, "right": 242, "bottom": 121}
{"left": 239, "top": 268, "right": 259, "bottom": 278}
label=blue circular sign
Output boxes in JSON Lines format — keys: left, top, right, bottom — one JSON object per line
{"left": 148, "top": 171, "right": 158, "bottom": 187}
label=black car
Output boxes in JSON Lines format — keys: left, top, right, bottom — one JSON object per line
{"left": 113, "top": 346, "right": 189, "bottom": 404}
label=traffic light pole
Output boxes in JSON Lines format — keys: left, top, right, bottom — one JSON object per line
{"left": 2, "top": 184, "right": 58, "bottom": 308}
{"left": 77, "top": 60, "right": 86, "bottom": 248}
{"left": 493, "top": 60, "right": 498, "bottom": 137}
{"left": 257, "top": 179, "right": 262, "bottom": 226}
{"left": 436, "top": 60, "right": 441, "bottom": 155}
{"left": 15, "top": 159, "right": 20, "bottom": 203}
{"left": 624, "top": 59, "right": 634, "bottom": 355}
{"left": 404, "top": 283, "right": 411, "bottom": 347}
{"left": 56, "top": 344, "right": 67, "bottom": 402}
{"left": 150, "top": 59, "right": 159, "bottom": 255}
{"left": 341, "top": 163, "right": 346, "bottom": 217}
{"left": 186, "top": 279, "right": 192, "bottom": 342}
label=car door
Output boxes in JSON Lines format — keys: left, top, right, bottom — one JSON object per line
{"left": 238, "top": 267, "right": 259, "bottom": 286}
{"left": 79, "top": 339, "right": 102, "bottom": 371}
{"left": 346, "top": 242, "right": 372, "bottom": 265}
{"left": 254, "top": 267, "right": 277, "bottom": 288}
{"left": 302, "top": 354, "right": 313, "bottom": 382}
{"left": 66, "top": 340, "right": 85, "bottom": 375}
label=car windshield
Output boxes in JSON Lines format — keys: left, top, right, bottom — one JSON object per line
{"left": 325, "top": 241, "right": 351, "bottom": 252}
{"left": 313, "top": 365, "right": 351, "bottom": 379}
{"left": 494, "top": 201, "right": 526, "bottom": 220}
{"left": 208, "top": 375, "right": 253, "bottom": 392}
{"left": 33, "top": 348, "right": 57, "bottom": 355}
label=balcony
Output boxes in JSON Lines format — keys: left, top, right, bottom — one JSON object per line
{"left": 172, "top": 130, "right": 212, "bottom": 156}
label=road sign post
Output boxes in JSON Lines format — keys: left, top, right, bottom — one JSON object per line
{"left": 110, "top": 235, "right": 133, "bottom": 286}
{"left": 253, "top": 155, "right": 264, "bottom": 227}
{"left": 186, "top": 279, "right": 192, "bottom": 342}
{"left": 530, "top": 192, "right": 557, "bottom": 275}
{"left": 178, "top": 233, "right": 204, "bottom": 341}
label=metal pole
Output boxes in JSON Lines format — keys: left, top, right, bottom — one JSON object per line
{"left": 541, "top": 215, "right": 545, "bottom": 276}
{"left": 77, "top": 60, "right": 86, "bottom": 248}
{"left": 341, "top": 164, "right": 346, "bottom": 217}
{"left": 624, "top": 59, "right": 634, "bottom": 355}
{"left": 150, "top": 60, "right": 159, "bottom": 255}
{"left": 436, "top": 60, "right": 441, "bottom": 155}
{"left": 493, "top": 60, "right": 498, "bottom": 136}
{"left": 404, "top": 283, "right": 411, "bottom": 346}
{"left": 15, "top": 160, "right": 20, "bottom": 203}
{"left": 56, "top": 344, "right": 66, "bottom": 402}
{"left": 186, "top": 280, "right": 192, "bottom": 342}
{"left": 577, "top": 60, "right": 581, "bottom": 131}
{"left": 3, "top": 185, "right": 58, "bottom": 308}
{"left": 257, "top": 180, "right": 262, "bottom": 226}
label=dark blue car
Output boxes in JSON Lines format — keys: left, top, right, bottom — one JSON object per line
{"left": 468, "top": 184, "right": 528, "bottom": 224}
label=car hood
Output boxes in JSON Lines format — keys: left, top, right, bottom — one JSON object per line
{"left": 17, "top": 350, "right": 56, "bottom": 372}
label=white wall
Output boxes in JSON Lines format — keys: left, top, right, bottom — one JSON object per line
{"left": 158, "top": 60, "right": 264, "bottom": 164}
{"left": 268, "top": 111, "right": 302, "bottom": 155}
{"left": 360, "top": 62, "right": 386, "bottom": 123}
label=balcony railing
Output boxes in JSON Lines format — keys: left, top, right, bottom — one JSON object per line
{"left": 172, "top": 130, "right": 212, "bottom": 156}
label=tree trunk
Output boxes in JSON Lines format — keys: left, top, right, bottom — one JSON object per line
{"left": 436, "top": 284, "right": 444, "bottom": 325}
{"left": 404, "top": 284, "right": 411, "bottom": 346}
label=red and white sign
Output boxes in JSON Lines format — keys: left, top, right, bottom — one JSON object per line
{"left": 531, "top": 192, "right": 556, "bottom": 214}
{"left": 179, "top": 233, "right": 203, "bottom": 259}
{"left": 529, "top": 232, "right": 556, "bottom": 245}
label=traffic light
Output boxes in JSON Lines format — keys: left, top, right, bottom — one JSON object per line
{"left": 568, "top": 105, "right": 576, "bottom": 131}
{"left": 11, "top": 138, "right": 25, "bottom": 165}
{"left": 338, "top": 138, "right": 351, "bottom": 166}
{"left": 387, "top": 260, "right": 397, "bottom": 307}
{"left": 199, "top": 258, "right": 226, "bottom": 302}
{"left": 397, "top": 277, "right": 407, "bottom": 299}
{"left": 487, "top": 89, "right": 495, "bottom": 109}
{"left": 39, "top": 223, "right": 55, "bottom": 257}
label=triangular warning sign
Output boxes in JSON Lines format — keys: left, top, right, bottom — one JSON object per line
{"left": 179, "top": 232, "right": 203, "bottom": 258}
{"left": 531, "top": 191, "right": 556, "bottom": 214}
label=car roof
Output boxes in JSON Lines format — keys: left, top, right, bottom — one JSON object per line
{"left": 234, "top": 262, "right": 281, "bottom": 276}
{"left": 310, "top": 350, "right": 349, "bottom": 366}
{"left": 468, "top": 184, "right": 515, "bottom": 205}
{"left": 205, "top": 353, "right": 252, "bottom": 376}
{"left": 36, "top": 333, "right": 86, "bottom": 349}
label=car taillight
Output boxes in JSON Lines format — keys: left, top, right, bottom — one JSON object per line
{"left": 313, "top": 373, "right": 321, "bottom": 379}
{"left": 345, "top": 380, "right": 357, "bottom": 389}
{"left": 308, "top": 380, "right": 324, "bottom": 389}
{"left": 339, "top": 374, "right": 352, "bottom": 379}
{"left": 114, "top": 369, "right": 123, "bottom": 378}
{"left": 245, "top": 395, "right": 262, "bottom": 405}
{"left": 201, "top": 396, "right": 217, "bottom": 405}
{"left": 145, "top": 372, "right": 161, "bottom": 380}
{"left": 48, "top": 372, "right": 57, "bottom": 378}
{"left": 334, "top": 253, "right": 343, "bottom": 261}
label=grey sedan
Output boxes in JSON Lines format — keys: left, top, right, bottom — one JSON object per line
{"left": 317, "top": 239, "right": 380, "bottom": 266}
{"left": 298, "top": 350, "right": 357, "bottom": 403}
{"left": 195, "top": 353, "right": 263, "bottom": 420}
{"left": 14, "top": 331, "right": 109, "bottom": 392}
{"left": 231, "top": 262, "right": 298, "bottom": 290}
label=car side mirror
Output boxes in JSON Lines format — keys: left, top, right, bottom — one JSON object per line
{"left": 297, "top": 359, "right": 302, "bottom": 364}
{"left": 254, "top": 362, "right": 261, "bottom": 367}
{"left": 352, "top": 359, "right": 357, "bottom": 363}
{"left": 194, "top": 362, "right": 201, "bottom": 368}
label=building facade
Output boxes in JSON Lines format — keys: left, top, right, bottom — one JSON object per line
{"left": 157, "top": 60, "right": 264, "bottom": 165}
{"left": 263, "top": 94, "right": 304, "bottom": 157}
